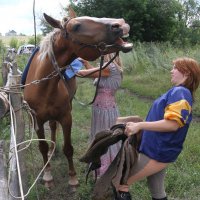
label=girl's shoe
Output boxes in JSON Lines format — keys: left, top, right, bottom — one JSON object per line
{"left": 114, "top": 191, "right": 132, "bottom": 200}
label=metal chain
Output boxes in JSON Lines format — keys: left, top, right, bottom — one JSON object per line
{"left": 23, "top": 70, "right": 58, "bottom": 87}
{"left": 0, "top": 70, "right": 58, "bottom": 95}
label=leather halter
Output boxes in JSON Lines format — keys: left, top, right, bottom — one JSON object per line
{"left": 69, "top": 39, "right": 121, "bottom": 54}
{"left": 48, "top": 36, "right": 72, "bottom": 95}
{"left": 62, "top": 18, "right": 122, "bottom": 54}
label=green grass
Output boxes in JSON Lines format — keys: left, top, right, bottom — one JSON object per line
{"left": 72, "top": 78, "right": 200, "bottom": 200}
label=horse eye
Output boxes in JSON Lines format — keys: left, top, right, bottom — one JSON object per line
{"left": 72, "top": 23, "right": 81, "bottom": 32}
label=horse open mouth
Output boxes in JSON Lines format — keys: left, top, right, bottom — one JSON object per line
{"left": 116, "top": 35, "right": 133, "bottom": 53}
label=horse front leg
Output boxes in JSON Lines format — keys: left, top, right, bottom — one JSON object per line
{"left": 60, "top": 114, "right": 79, "bottom": 189}
{"left": 48, "top": 120, "right": 57, "bottom": 157}
{"left": 36, "top": 123, "right": 54, "bottom": 188}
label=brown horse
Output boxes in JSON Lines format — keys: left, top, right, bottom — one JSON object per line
{"left": 23, "top": 11, "right": 133, "bottom": 189}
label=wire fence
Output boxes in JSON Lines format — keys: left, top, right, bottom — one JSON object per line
{"left": 0, "top": 50, "right": 55, "bottom": 200}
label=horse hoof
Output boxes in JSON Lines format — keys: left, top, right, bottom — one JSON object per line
{"left": 43, "top": 168, "right": 53, "bottom": 182}
{"left": 68, "top": 175, "right": 79, "bottom": 186}
{"left": 44, "top": 180, "right": 54, "bottom": 189}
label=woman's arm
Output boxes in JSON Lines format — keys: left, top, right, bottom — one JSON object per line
{"left": 125, "top": 119, "right": 179, "bottom": 136}
{"left": 80, "top": 59, "right": 93, "bottom": 69}
{"left": 116, "top": 116, "right": 143, "bottom": 124}
{"left": 77, "top": 67, "right": 110, "bottom": 78}
{"left": 77, "top": 59, "right": 110, "bottom": 78}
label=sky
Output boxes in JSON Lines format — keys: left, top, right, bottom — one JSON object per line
{"left": 1, "top": 0, "right": 200, "bottom": 36}
{"left": 0, "top": 0, "right": 71, "bottom": 36}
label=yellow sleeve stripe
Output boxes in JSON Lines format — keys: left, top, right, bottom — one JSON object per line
{"left": 164, "top": 100, "right": 192, "bottom": 128}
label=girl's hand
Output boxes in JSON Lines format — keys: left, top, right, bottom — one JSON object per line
{"left": 125, "top": 122, "right": 141, "bottom": 136}
{"left": 78, "top": 58, "right": 89, "bottom": 66}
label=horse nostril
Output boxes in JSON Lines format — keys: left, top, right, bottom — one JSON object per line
{"left": 111, "top": 23, "right": 120, "bottom": 31}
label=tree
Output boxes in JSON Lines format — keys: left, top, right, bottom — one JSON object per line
{"left": 142, "top": 0, "right": 182, "bottom": 42}
{"left": 181, "top": 0, "right": 200, "bottom": 26}
{"left": 173, "top": 0, "right": 200, "bottom": 45}
{"left": 72, "top": 0, "right": 182, "bottom": 42}
{"left": 39, "top": 14, "right": 54, "bottom": 36}
{"left": 72, "top": 0, "right": 147, "bottom": 41}
{"left": 39, "top": 0, "right": 200, "bottom": 44}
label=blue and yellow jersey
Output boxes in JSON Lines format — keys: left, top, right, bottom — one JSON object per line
{"left": 139, "top": 86, "right": 193, "bottom": 163}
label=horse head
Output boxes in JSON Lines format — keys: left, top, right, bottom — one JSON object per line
{"left": 43, "top": 12, "right": 133, "bottom": 61}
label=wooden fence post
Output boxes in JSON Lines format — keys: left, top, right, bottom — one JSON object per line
{"left": 8, "top": 61, "right": 27, "bottom": 200}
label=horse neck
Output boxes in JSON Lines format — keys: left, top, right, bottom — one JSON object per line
{"left": 35, "top": 32, "right": 76, "bottom": 93}
{"left": 50, "top": 32, "right": 76, "bottom": 66}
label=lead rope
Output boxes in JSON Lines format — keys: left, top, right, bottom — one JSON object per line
{"left": 75, "top": 52, "right": 119, "bottom": 106}
{"left": 88, "top": 55, "right": 104, "bottom": 105}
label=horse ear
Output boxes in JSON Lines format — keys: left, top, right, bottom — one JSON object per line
{"left": 43, "top": 13, "right": 63, "bottom": 29}
{"left": 68, "top": 5, "right": 77, "bottom": 18}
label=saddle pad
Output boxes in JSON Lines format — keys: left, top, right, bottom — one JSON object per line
{"left": 21, "top": 47, "right": 39, "bottom": 85}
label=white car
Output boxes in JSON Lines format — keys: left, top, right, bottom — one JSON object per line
{"left": 17, "top": 44, "right": 35, "bottom": 55}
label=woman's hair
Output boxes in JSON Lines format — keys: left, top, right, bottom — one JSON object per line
{"left": 173, "top": 57, "right": 200, "bottom": 98}
{"left": 104, "top": 53, "right": 123, "bottom": 72}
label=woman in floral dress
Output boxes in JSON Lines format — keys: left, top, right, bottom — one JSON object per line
{"left": 78, "top": 53, "right": 123, "bottom": 177}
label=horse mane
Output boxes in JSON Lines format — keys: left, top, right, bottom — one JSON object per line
{"left": 38, "top": 29, "right": 59, "bottom": 61}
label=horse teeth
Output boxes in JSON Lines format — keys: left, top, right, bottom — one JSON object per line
{"left": 122, "top": 34, "right": 129, "bottom": 38}
{"left": 123, "top": 43, "right": 133, "bottom": 49}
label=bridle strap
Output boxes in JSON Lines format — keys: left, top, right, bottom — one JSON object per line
{"left": 76, "top": 52, "right": 118, "bottom": 78}
{"left": 65, "top": 28, "right": 120, "bottom": 55}
{"left": 89, "top": 52, "right": 119, "bottom": 105}
{"left": 63, "top": 24, "right": 121, "bottom": 105}
{"left": 63, "top": 17, "right": 121, "bottom": 54}
{"left": 48, "top": 36, "right": 72, "bottom": 94}
{"left": 75, "top": 52, "right": 119, "bottom": 106}
{"left": 88, "top": 55, "right": 104, "bottom": 105}
{"left": 48, "top": 31, "right": 119, "bottom": 105}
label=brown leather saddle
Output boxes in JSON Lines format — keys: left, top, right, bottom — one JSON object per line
{"left": 80, "top": 116, "right": 143, "bottom": 199}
